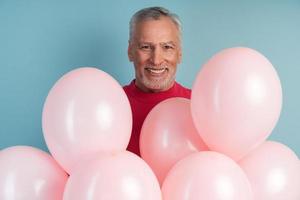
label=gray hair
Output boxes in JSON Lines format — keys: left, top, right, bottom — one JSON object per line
{"left": 129, "top": 7, "right": 182, "bottom": 42}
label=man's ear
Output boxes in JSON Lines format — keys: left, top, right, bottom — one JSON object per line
{"left": 178, "top": 49, "right": 182, "bottom": 64}
{"left": 128, "top": 41, "right": 133, "bottom": 62}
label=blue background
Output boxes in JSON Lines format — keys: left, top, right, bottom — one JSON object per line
{"left": 0, "top": 1, "right": 299, "bottom": 156}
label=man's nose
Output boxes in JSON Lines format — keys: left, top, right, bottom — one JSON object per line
{"left": 150, "top": 48, "right": 164, "bottom": 66}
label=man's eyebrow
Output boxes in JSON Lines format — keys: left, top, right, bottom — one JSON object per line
{"left": 136, "top": 42, "right": 153, "bottom": 46}
{"left": 137, "top": 41, "right": 178, "bottom": 46}
{"left": 137, "top": 41, "right": 152, "bottom": 44}
{"left": 161, "top": 41, "right": 177, "bottom": 46}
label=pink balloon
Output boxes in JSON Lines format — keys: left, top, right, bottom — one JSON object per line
{"left": 162, "top": 151, "right": 253, "bottom": 200}
{"left": 191, "top": 47, "right": 282, "bottom": 161}
{"left": 0, "top": 146, "right": 68, "bottom": 200}
{"left": 63, "top": 151, "right": 162, "bottom": 200}
{"left": 239, "top": 141, "right": 300, "bottom": 200}
{"left": 140, "top": 97, "right": 208, "bottom": 185}
{"left": 42, "top": 67, "right": 132, "bottom": 173}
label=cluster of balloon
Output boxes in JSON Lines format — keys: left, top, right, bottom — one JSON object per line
{"left": 0, "top": 67, "right": 162, "bottom": 200}
{"left": 140, "top": 47, "right": 300, "bottom": 200}
{"left": 0, "top": 47, "right": 299, "bottom": 200}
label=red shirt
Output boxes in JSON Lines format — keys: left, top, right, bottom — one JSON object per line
{"left": 123, "top": 80, "right": 191, "bottom": 156}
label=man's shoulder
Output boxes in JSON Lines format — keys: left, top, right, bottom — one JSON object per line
{"left": 174, "top": 82, "right": 191, "bottom": 99}
{"left": 123, "top": 84, "right": 130, "bottom": 91}
{"left": 123, "top": 80, "right": 134, "bottom": 93}
{"left": 123, "top": 80, "right": 132, "bottom": 88}
{"left": 175, "top": 81, "right": 191, "bottom": 91}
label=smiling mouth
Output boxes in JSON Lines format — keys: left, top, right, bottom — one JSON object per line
{"left": 145, "top": 68, "right": 167, "bottom": 75}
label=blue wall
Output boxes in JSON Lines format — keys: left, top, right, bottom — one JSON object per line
{"left": 1, "top": 0, "right": 299, "bottom": 156}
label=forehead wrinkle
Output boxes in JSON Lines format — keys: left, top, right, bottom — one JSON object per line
{"left": 134, "top": 18, "right": 180, "bottom": 38}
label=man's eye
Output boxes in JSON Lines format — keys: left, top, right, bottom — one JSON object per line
{"left": 140, "top": 45, "right": 151, "bottom": 50}
{"left": 164, "top": 45, "right": 174, "bottom": 50}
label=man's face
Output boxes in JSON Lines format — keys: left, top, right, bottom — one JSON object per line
{"left": 128, "top": 17, "right": 182, "bottom": 92}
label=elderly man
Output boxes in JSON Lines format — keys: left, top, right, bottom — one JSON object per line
{"left": 123, "top": 7, "right": 191, "bottom": 156}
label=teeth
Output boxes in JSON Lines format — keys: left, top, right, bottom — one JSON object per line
{"left": 147, "top": 68, "right": 166, "bottom": 74}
